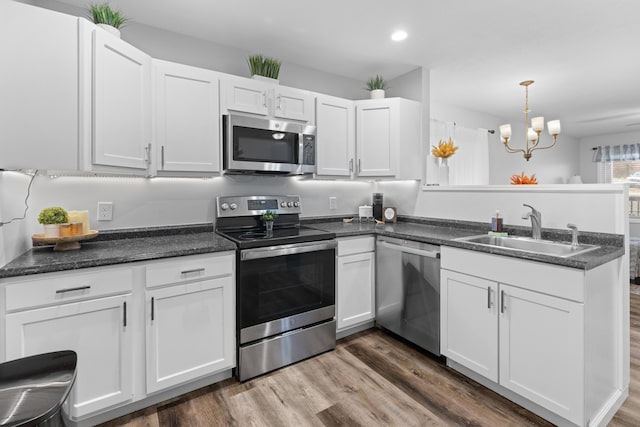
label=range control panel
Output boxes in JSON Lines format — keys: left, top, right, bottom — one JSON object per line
{"left": 216, "top": 195, "right": 302, "bottom": 218}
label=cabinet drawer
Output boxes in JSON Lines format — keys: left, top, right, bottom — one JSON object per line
{"left": 338, "top": 236, "right": 375, "bottom": 256}
{"left": 146, "top": 253, "right": 234, "bottom": 289}
{"left": 5, "top": 267, "right": 133, "bottom": 312}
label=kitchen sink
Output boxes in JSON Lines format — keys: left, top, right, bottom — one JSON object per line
{"left": 455, "top": 234, "right": 600, "bottom": 258}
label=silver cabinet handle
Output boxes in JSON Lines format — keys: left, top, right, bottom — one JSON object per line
{"left": 151, "top": 297, "right": 155, "bottom": 321}
{"left": 276, "top": 95, "right": 282, "bottom": 110}
{"left": 501, "top": 290, "right": 506, "bottom": 313}
{"left": 145, "top": 143, "right": 152, "bottom": 165}
{"left": 349, "top": 158, "right": 354, "bottom": 172}
{"left": 262, "top": 92, "right": 267, "bottom": 107}
{"left": 181, "top": 267, "right": 205, "bottom": 276}
{"left": 358, "top": 159, "right": 362, "bottom": 173}
{"left": 161, "top": 146, "right": 165, "bottom": 169}
{"left": 123, "top": 301, "right": 127, "bottom": 327}
{"left": 487, "top": 287, "right": 492, "bottom": 309}
{"left": 56, "top": 286, "right": 91, "bottom": 294}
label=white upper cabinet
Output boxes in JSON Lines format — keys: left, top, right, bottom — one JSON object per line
{"left": 273, "top": 85, "right": 313, "bottom": 122}
{"left": 0, "top": 1, "right": 80, "bottom": 170}
{"left": 355, "top": 98, "right": 421, "bottom": 179}
{"left": 315, "top": 95, "right": 355, "bottom": 177}
{"left": 152, "top": 60, "right": 220, "bottom": 174}
{"left": 221, "top": 77, "right": 313, "bottom": 122}
{"left": 86, "top": 24, "right": 152, "bottom": 173}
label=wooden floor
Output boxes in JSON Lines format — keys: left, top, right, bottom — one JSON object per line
{"left": 101, "top": 293, "right": 640, "bottom": 427}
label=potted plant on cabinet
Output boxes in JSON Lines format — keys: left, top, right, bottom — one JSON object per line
{"left": 261, "top": 210, "right": 277, "bottom": 234}
{"left": 89, "top": 3, "right": 127, "bottom": 38}
{"left": 365, "top": 75, "right": 388, "bottom": 99}
{"left": 247, "top": 54, "right": 281, "bottom": 83}
{"left": 37, "top": 206, "right": 69, "bottom": 238}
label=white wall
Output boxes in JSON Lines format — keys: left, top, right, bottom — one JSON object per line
{"left": 0, "top": 172, "right": 375, "bottom": 264}
{"left": 431, "top": 102, "right": 581, "bottom": 185}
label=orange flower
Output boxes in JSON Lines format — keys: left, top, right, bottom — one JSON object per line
{"left": 510, "top": 171, "right": 538, "bottom": 185}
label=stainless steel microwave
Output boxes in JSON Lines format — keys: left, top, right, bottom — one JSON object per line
{"left": 223, "top": 114, "right": 316, "bottom": 174}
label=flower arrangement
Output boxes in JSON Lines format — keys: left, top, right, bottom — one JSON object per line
{"left": 37, "top": 207, "right": 69, "bottom": 224}
{"left": 248, "top": 55, "right": 281, "bottom": 79}
{"left": 431, "top": 137, "right": 458, "bottom": 158}
{"left": 510, "top": 171, "right": 538, "bottom": 185}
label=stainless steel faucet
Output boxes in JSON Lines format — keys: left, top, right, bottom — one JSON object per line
{"left": 567, "top": 223, "right": 579, "bottom": 246}
{"left": 522, "top": 204, "right": 542, "bottom": 239}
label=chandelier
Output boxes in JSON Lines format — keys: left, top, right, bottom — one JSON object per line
{"left": 499, "top": 80, "right": 561, "bottom": 161}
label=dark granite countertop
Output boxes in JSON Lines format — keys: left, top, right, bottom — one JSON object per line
{"left": 0, "top": 224, "right": 236, "bottom": 279}
{"left": 0, "top": 217, "right": 625, "bottom": 279}
{"left": 303, "top": 216, "right": 625, "bottom": 271}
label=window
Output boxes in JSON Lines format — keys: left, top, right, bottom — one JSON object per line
{"left": 609, "top": 160, "right": 640, "bottom": 216}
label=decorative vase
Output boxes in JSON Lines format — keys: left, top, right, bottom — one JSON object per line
{"left": 439, "top": 157, "right": 450, "bottom": 186}
{"left": 370, "top": 89, "right": 385, "bottom": 99}
{"left": 265, "top": 220, "right": 274, "bottom": 236}
{"left": 43, "top": 224, "right": 61, "bottom": 238}
{"left": 96, "top": 23, "right": 121, "bottom": 38}
{"left": 252, "top": 75, "right": 279, "bottom": 84}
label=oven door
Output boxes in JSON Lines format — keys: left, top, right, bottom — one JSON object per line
{"left": 238, "top": 240, "right": 336, "bottom": 344}
{"left": 223, "top": 114, "right": 316, "bottom": 174}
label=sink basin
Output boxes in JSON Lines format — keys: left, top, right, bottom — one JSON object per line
{"left": 455, "top": 235, "right": 600, "bottom": 258}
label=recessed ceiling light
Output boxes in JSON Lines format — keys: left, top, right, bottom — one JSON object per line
{"left": 391, "top": 30, "right": 408, "bottom": 41}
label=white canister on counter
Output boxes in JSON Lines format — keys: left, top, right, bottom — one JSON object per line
{"left": 359, "top": 205, "right": 373, "bottom": 221}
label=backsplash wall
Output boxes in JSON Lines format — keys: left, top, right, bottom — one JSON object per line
{"left": 0, "top": 172, "right": 379, "bottom": 265}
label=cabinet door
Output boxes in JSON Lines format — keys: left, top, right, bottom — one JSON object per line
{"left": 153, "top": 60, "right": 220, "bottom": 173}
{"left": 356, "top": 100, "right": 398, "bottom": 177}
{"left": 146, "top": 276, "right": 235, "bottom": 393}
{"left": 221, "top": 78, "right": 268, "bottom": 116}
{"left": 499, "top": 284, "right": 584, "bottom": 425}
{"left": 92, "top": 29, "right": 151, "bottom": 170}
{"left": 5, "top": 294, "right": 133, "bottom": 419}
{"left": 315, "top": 95, "right": 355, "bottom": 177}
{"left": 0, "top": 1, "right": 79, "bottom": 170}
{"left": 337, "top": 252, "right": 375, "bottom": 330}
{"left": 440, "top": 270, "right": 498, "bottom": 382}
{"left": 274, "top": 86, "right": 312, "bottom": 122}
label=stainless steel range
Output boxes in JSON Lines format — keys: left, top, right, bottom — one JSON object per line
{"left": 215, "top": 195, "right": 337, "bottom": 381}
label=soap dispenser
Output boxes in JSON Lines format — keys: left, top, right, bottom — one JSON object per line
{"left": 491, "top": 211, "right": 503, "bottom": 233}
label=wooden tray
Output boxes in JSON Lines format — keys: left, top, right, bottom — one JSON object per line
{"left": 32, "top": 230, "right": 99, "bottom": 251}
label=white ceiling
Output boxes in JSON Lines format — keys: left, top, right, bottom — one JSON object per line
{"left": 58, "top": 0, "right": 640, "bottom": 138}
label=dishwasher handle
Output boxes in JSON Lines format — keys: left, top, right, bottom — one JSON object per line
{"left": 377, "top": 240, "right": 440, "bottom": 259}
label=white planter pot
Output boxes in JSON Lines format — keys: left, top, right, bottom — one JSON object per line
{"left": 96, "top": 23, "right": 121, "bottom": 39}
{"left": 252, "top": 75, "right": 279, "bottom": 84}
{"left": 43, "top": 224, "right": 61, "bottom": 238}
{"left": 370, "top": 89, "right": 385, "bottom": 99}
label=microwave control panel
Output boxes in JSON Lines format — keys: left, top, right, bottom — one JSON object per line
{"left": 302, "top": 135, "right": 316, "bottom": 165}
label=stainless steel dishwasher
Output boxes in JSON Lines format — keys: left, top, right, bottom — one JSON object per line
{"left": 376, "top": 236, "right": 440, "bottom": 356}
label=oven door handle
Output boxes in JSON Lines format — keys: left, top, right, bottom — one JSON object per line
{"left": 241, "top": 240, "right": 337, "bottom": 261}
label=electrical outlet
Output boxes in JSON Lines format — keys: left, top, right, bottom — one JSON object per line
{"left": 97, "top": 202, "right": 113, "bottom": 221}
{"left": 329, "top": 197, "right": 337, "bottom": 210}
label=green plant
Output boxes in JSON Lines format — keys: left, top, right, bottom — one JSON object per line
{"left": 261, "top": 210, "right": 277, "bottom": 222}
{"left": 37, "top": 207, "right": 69, "bottom": 225}
{"left": 365, "top": 75, "right": 388, "bottom": 91}
{"left": 247, "top": 55, "right": 281, "bottom": 79}
{"left": 89, "top": 3, "right": 128, "bottom": 29}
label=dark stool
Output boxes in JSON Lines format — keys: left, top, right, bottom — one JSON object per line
{"left": 0, "top": 351, "right": 77, "bottom": 426}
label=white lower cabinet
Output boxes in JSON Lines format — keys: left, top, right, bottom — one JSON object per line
{"left": 4, "top": 268, "right": 134, "bottom": 420}
{"left": 336, "top": 237, "right": 375, "bottom": 331}
{"left": 441, "top": 246, "right": 622, "bottom": 427}
{"left": 145, "top": 254, "right": 235, "bottom": 394}
{"left": 2, "top": 252, "right": 235, "bottom": 423}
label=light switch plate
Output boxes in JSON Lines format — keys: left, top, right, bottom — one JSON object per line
{"left": 97, "top": 202, "right": 113, "bottom": 221}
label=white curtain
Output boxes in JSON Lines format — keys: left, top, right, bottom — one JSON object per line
{"left": 429, "top": 120, "right": 489, "bottom": 185}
